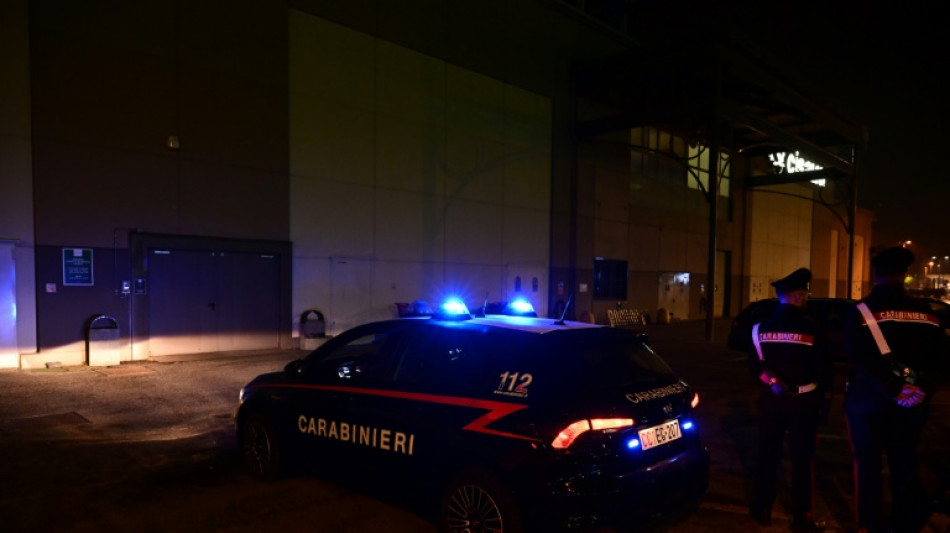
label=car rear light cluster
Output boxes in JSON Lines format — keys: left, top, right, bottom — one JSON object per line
{"left": 551, "top": 418, "right": 634, "bottom": 449}
{"left": 551, "top": 393, "right": 700, "bottom": 450}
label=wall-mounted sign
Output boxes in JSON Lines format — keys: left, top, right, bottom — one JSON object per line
{"left": 768, "top": 151, "right": 825, "bottom": 186}
{"left": 62, "top": 248, "right": 94, "bottom": 286}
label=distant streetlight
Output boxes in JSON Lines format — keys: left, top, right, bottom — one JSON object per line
{"left": 900, "top": 240, "right": 912, "bottom": 248}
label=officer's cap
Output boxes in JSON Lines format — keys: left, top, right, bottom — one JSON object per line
{"left": 871, "top": 246, "right": 915, "bottom": 277}
{"left": 771, "top": 267, "right": 811, "bottom": 294}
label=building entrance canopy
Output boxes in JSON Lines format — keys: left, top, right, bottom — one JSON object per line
{"left": 570, "top": 31, "right": 868, "bottom": 333}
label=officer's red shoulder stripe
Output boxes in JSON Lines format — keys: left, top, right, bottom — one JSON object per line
{"left": 256, "top": 383, "right": 537, "bottom": 442}
{"left": 870, "top": 309, "right": 940, "bottom": 326}
{"left": 757, "top": 331, "right": 815, "bottom": 346}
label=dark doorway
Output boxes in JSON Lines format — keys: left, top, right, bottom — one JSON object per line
{"left": 148, "top": 249, "right": 279, "bottom": 355}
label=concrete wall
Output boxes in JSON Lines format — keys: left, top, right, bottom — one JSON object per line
{"left": 745, "top": 184, "right": 815, "bottom": 302}
{"left": 0, "top": 0, "right": 38, "bottom": 363}
{"left": 574, "top": 136, "right": 741, "bottom": 323}
{"left": 288, "top": 11, "right": 552, "bottom": 334}
{"left": 29, "top": 1, "right": 289, "bottom": 247}
{"left": 22, "top": 0, "right": 289, "bottom": 366}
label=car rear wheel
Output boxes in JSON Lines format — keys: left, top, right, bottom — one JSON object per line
{"left": 439, "top": 469, "right": 523, "bottom": 533}
{"left": 240, "top": 412, "right": 282, "bottom": 481}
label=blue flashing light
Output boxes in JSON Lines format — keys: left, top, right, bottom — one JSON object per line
{"left": 681, "top": 420, "right": 694, "bottom": 431}
{"left": 505, "top": 298, "right": 537, "bottom": 317}
{"left": 436, "top": 298, "right": 471, "bottom": 320}
{"left": 441, "top": 298, "right": 469, "bottom": 315}
{"left": 626, "top": 438, "right": 641, "bottom": 450}
{"left": 404, "top": 300, "right": 433, "bottom": 317}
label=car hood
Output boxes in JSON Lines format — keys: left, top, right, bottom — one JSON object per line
{"left": 242, "top": 369, "right": 296, "bottom": 389}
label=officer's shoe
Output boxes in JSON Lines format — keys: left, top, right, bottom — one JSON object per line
{"left": 789, "top": 514, "right": 827, "bottom": 532}
{"left": 749, "top": 506, "right": 771, "bottom": 526}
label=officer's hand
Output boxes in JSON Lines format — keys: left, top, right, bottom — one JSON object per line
{"left": 758, "top": 370, "right": 787, "bottom": 395}
{"left": 896, "top": 383, "right": 925, "bottom": 407}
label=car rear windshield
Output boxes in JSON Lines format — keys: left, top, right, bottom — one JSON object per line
{"left": 518, "top": 330, "right": 679, "bottom": 399}
{"left": 576, "top": 334, "right": 675, "bottom": 386}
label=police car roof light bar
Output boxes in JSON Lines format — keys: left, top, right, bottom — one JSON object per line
{"left": 506, "top": 298, "right": 536, "bottom": 317}
{"left": 434, "top": 298, "right": 471, "bottom": 321}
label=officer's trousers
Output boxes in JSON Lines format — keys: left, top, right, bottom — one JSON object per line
{"left": 752, "top": 391, "right": 820, "bottom": 518}
{"left": 846, "top": 401, "right": 931, "bottom": 533}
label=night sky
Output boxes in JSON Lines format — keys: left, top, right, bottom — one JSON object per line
{"left": 729, "top": 3, "right": 948, "bottom": 262}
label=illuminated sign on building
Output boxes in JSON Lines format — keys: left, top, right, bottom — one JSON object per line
{"left": 768, "top": 151, "right": 825, "bottom": 186}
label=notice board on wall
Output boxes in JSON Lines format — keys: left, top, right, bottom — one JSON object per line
{"left": 63, "top": 248, "right": 94, "bottom": 286}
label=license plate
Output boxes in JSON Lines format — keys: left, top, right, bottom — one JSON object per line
{"left": 638, "top": 419, "right": 681, "bottom": 450}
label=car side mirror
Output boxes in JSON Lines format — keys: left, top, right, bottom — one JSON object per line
{"left": 285, "top": 359, "right": 305, "bottom": 375}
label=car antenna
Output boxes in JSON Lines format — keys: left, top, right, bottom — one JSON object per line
{"left": 554, "top": 293, "right": 574, "bottom": 325}
{"left": 479, "top": 292, "right": 488, "bottom": 317}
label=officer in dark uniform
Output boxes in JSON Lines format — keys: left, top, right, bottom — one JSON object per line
{"left": 748, "top": 267, "right": 833, "bottom": 531}
{"left": 845, "top": 246, "right": 948, "bottom": 533}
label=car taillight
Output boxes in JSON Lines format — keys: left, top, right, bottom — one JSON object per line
{"left": 551, "top": 418, "right": 634, "bottom": 449}
{"left": 690, "top": 392, "right": 700, "bottom": 409}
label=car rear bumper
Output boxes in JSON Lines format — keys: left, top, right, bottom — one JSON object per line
{"left": 535, "top": 444, "right": 710, "bottom": 531}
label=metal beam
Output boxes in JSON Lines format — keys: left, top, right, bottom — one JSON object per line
{"left": 744, "top": 169, "right": 832, "bottom": 187}
{"left": 705, "top": 60, "right": 721, "bottom": 342}
{"left": 575, "top": 105, "right": 708, "bottom": 139}
{"left": 720, "top": 101, "right": 853, "bottom": 174}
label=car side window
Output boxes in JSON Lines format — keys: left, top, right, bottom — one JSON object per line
{"left": 392, "top": 329, "right": 487, "bottom": 395}
{"left": 928, "top": 300, "right": 949, "bottom": 321}
{"left": 308, "top": 326, "right": 402, "bottom": 384}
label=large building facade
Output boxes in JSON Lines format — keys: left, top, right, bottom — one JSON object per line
{"left": 0, "top": 1, "right": 870, "bottom": 369}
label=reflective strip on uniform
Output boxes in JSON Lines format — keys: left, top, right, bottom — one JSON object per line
{"left": 756, "top": 331, "right": 815, "bottom": 346}
{"left": 857, "top": 302, "right": 892, "bottom": 355}
{"left": 752, "top": 323, "right": 764, "bottom": 361}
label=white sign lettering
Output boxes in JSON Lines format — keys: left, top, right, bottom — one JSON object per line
{"left": 298, "top": 415, "right": 416, "bottom": 455}
{"left": 769, "top": 151, "right": 825, "bottom": 186}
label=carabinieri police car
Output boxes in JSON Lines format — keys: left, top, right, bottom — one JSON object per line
{"left": 236, "top": 298, "right": 709, "bottom": 532}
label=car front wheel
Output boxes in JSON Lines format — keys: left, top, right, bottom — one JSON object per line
{"left": 240, "top": 412, "right": 282, "bottom": 481}
{"left": 439, "top": 469, "right": 523, "bottom": 533}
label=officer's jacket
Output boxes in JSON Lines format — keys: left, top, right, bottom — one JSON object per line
{"left": 845, "top": 282, "right": 947, "bottom": 405}
{"left": 748, "top": 302, "right": 834, "bottom": 394}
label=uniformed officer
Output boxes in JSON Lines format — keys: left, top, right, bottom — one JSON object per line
{"left": 748, "top": 267, "right": 833, "bottom": 531}
{"left": 845, "top": 246, "right": 948, "bottom": 533}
